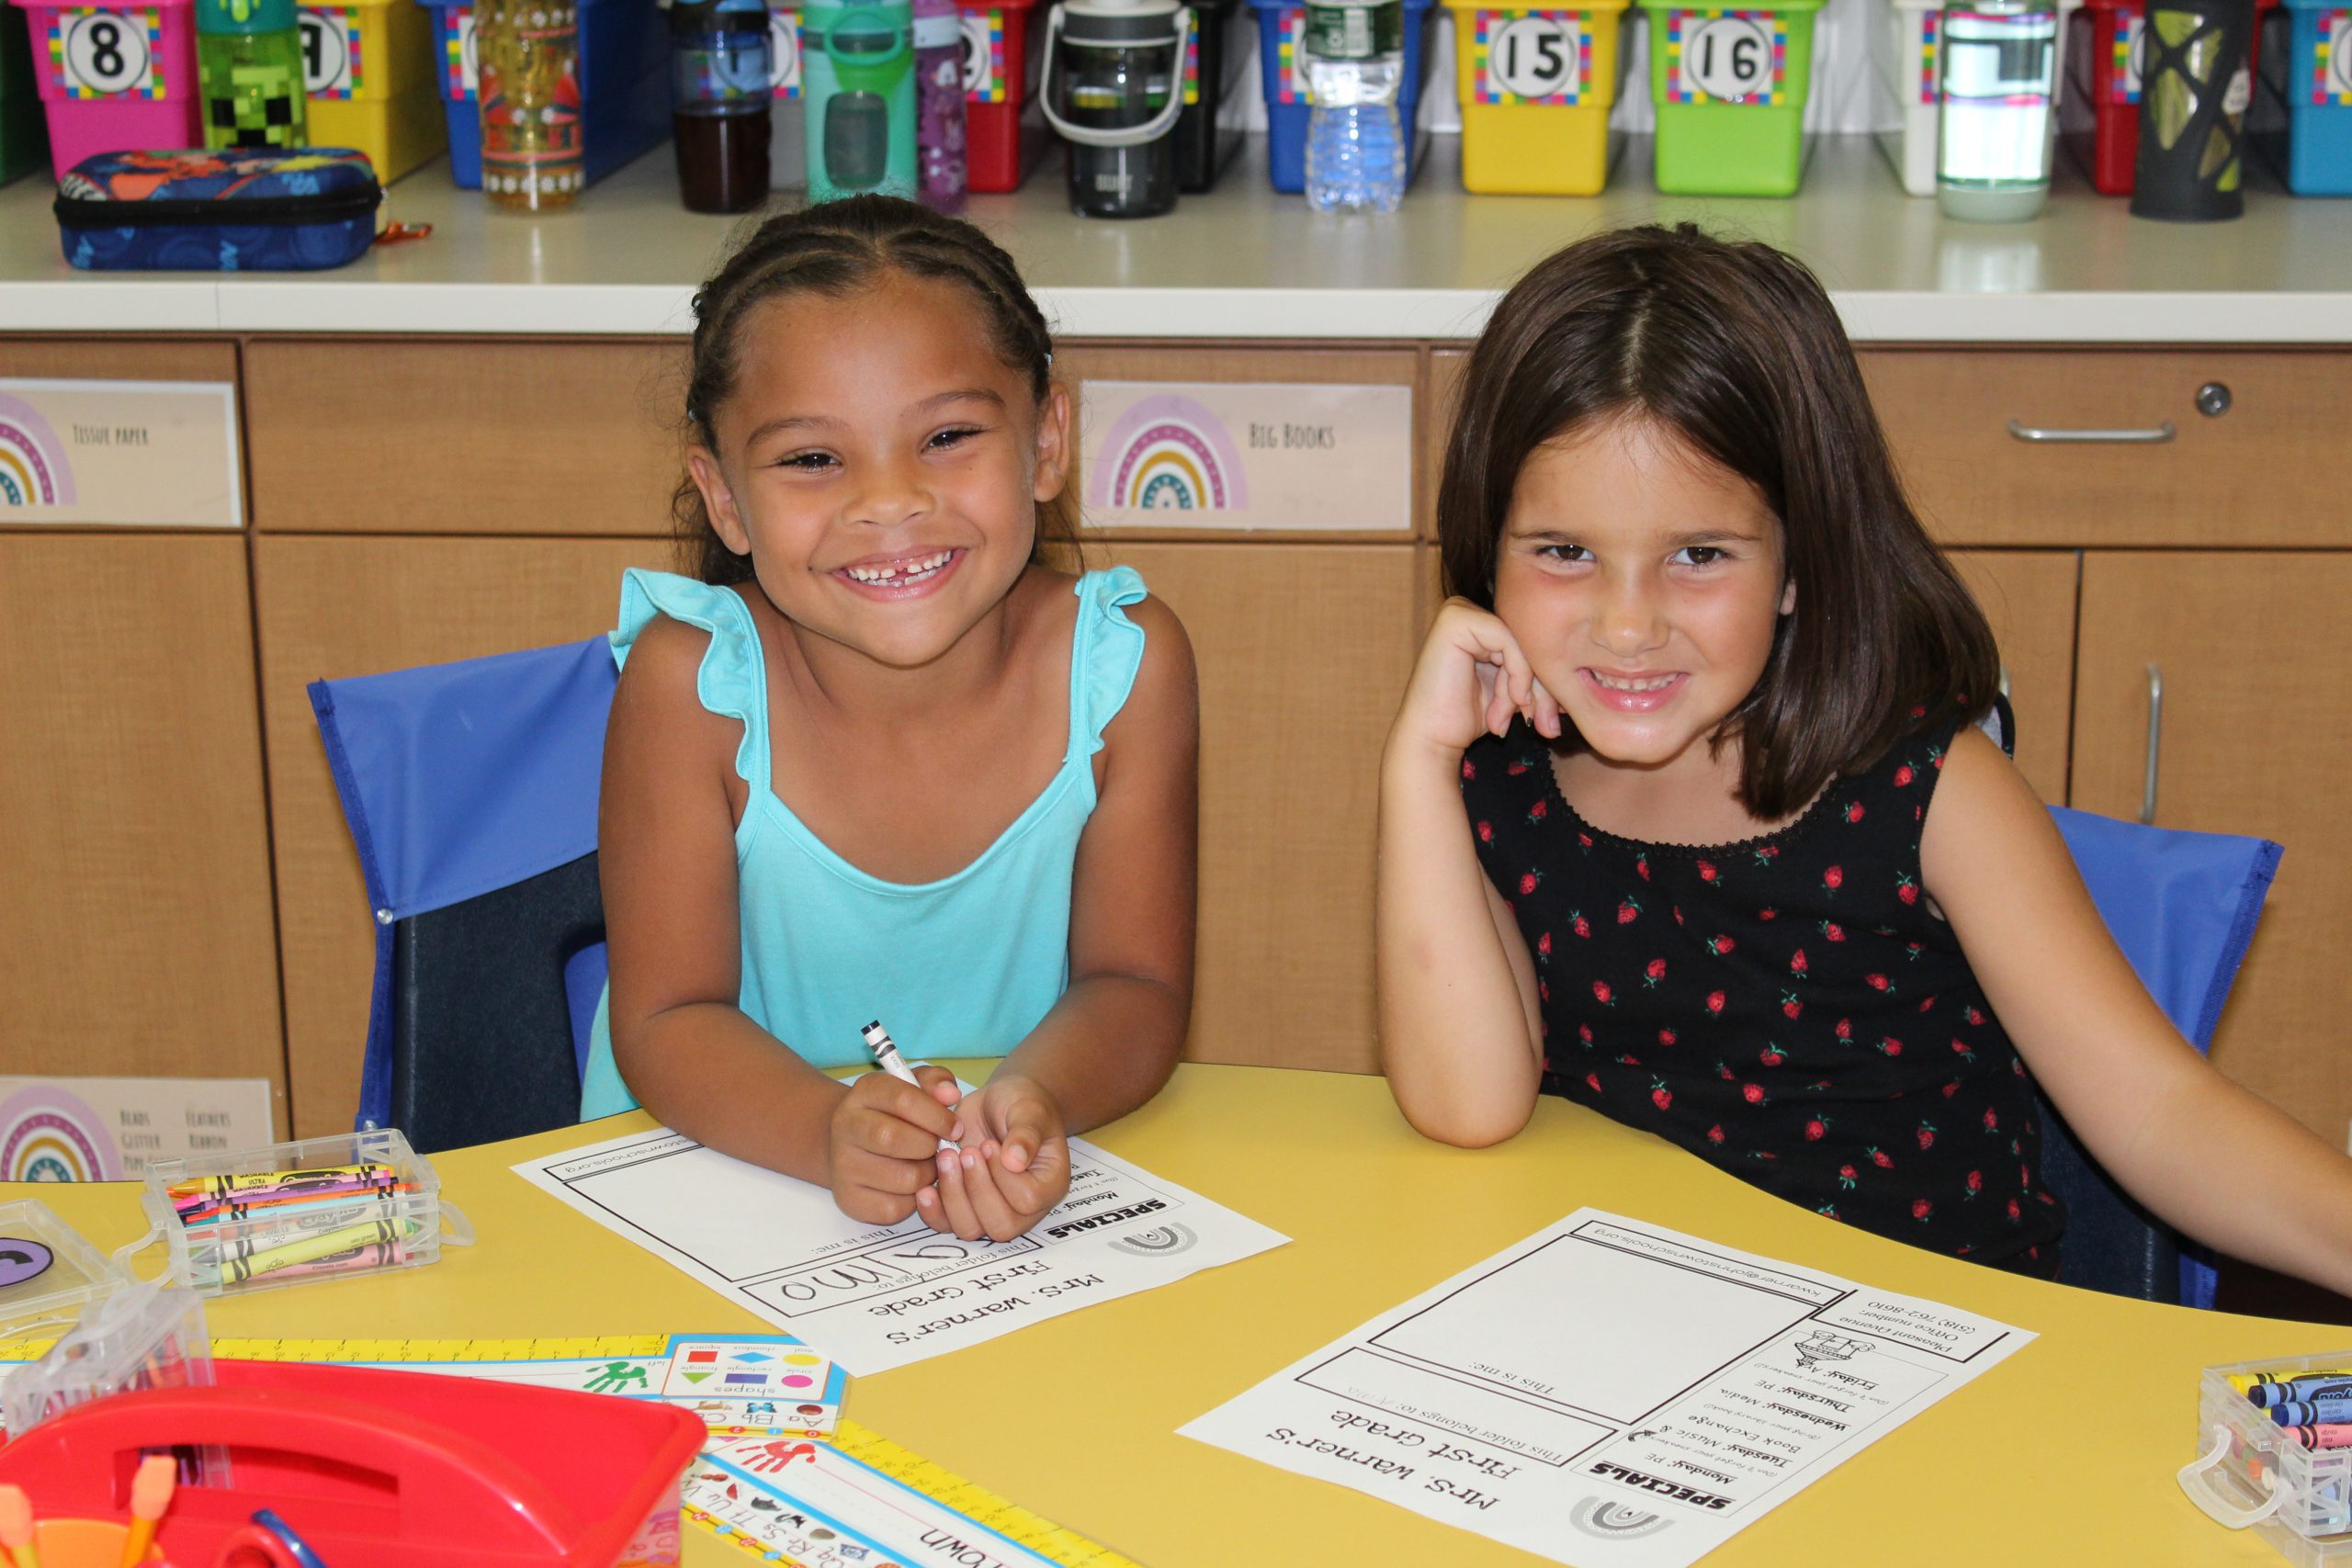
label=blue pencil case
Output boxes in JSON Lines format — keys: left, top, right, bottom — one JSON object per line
{"left": 53, "top": 148, "right": 383, "bottom": 273}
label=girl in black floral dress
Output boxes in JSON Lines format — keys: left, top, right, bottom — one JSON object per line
{"left": 1378, "top": 224, "right": 2352, "bottom": 1289}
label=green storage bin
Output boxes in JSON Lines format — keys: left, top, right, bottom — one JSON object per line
{"left": 0, "top": 2, "right": 46, "bottom": 186}
{"left": 1638, "top": 0, "right": 1821, "bottom": 194}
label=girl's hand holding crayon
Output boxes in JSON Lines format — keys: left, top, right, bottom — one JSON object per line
{"left": 1393, "top": 600, "right": 1564, "bottom": 763}
{"left": 825, "top": 1066, "right": 963, "bottom": 1227}
{"left": 916, "top": 1075, "right": 1069, "bottom": 1244}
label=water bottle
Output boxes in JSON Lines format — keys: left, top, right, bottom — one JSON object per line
{"left": 673, "top": 0, "right": 774, "bottom": 212}
{"left": 478, "top": 0, "right": 584, "bottom": 209}
{"left": 2131, "top": 0, "right": 2255, "bottom": 220}
{"left": 1936, "top": 0, "right": 2060, "bottom": 220}
{"left": 803, "top": 0, "right": 917, "bottom": 198}
{"left": 913, "top": 0, "right": 968, "bottom": 208}
{"left": 1040, "top": 0, "right": 1192, "bottom": 217}
{"left": 196, "top": 0, "right": 308, "bottom": 151}
{"left": 1302, "top": 0, "right": 1404, "bottom": 212}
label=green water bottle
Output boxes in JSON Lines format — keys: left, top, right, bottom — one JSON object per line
{"left": 198, "top": 0, "right": 309, "bottom": 150}
{"left": 802, "top": 0, "right": 915, "bottom": 198}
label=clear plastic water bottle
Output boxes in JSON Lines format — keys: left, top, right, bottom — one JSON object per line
{"left": 1302, "top": 0, "right": 1405, "bottom": 212}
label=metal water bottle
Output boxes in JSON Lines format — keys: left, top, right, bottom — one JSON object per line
{"left": 1040, "top": 0, "right": 1193, "bottom": 217}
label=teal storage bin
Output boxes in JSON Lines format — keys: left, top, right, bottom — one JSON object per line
{"left": 2250, "top": 0, "right": 2352, "bottom": 193}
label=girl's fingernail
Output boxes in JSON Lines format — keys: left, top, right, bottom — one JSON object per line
{"left": 962, "top": 1149, "right": 978, "bottom": 1170}
{"left": 916, "top": 1188, "right": 934, "bottom": 1208}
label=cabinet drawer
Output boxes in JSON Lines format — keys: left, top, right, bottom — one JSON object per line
{"left": 1060, "top": 344, "right": 1422, "bottom": 542}
{"left": 1864, "top": 349, "right": 2352, "bottom": 548}
{"left": 245, "top": 339, "right": 687, "bottom": 536}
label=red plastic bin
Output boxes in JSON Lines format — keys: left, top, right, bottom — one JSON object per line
{"left": 0, "top": 1359, "right": 704, "bottom": 1568}
{"left": 958, "top": 0, "right": 1044, "bottom": 191}
{"left": 2063, "top": 0, "right": 2278, "bottom": 193}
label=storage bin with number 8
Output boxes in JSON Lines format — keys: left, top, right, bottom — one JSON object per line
{"left": 1443, "top": 0, "right": 1631, "bottom": 191}
{"left": 1635, "top": 0, "right": 1822, "bottom": 193}
{"left": 11, "top": 0, "right": 201, "bottom": 180}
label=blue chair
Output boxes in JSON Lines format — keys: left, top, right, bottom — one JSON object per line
{"left": 310, "top": 636, "right": 616, "bottom": 1153}
{"left": 2043, "top": 807, "right": 2282, "bottom": 1307}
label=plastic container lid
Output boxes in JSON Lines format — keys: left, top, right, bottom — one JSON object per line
{"left": 0, "top": 1199, "right": 123, "bottom": 1347}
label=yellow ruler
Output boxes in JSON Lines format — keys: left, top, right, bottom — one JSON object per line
{"left": 831, "top": 1418, "right": 1139, "bottom": 1568}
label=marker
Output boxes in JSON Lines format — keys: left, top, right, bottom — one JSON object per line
{"left": 2274, "top": 1397, "right": 2352, "bottom": 1427}
{"left": 2245, "top": 1376, "right": 2352, "bottom": 1409}
{"left": 0, "top": 1483, "right": 39, "bottom": 1568}
{"left": 249, "top": 1509, "right": 332, "bottom": 1568}
{"left": 119, "top": 1454, "right": 175, "bottom": 1568}
{"left": 861, "top": 1021, "right": 956, "bottom": 1154}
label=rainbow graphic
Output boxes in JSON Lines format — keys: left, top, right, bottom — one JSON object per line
{"left": 1663, "top": 9, "right": 1788, "bottom": 105}
{"left": 964, "top": 8, "right": 1006, "bottom": 103}
{"left": 444, "top": 6, "right": 474, "bottom": 100}
{"left": 0, "top": 1087, "right": 120, "bottom": 1182}
{"left": 310, "top": 5, "right": 365, "bottom": 98}
{"left": 48, "top": 6, "right": 167, "bottom": 100}
{"left": 1917, "top": 9, "right": 1939, "bottom": 105}
{"left": 1277, "top": 9, "right": 1305, "bottom": 104}
{"left": 1088, "top": 392, "right": 1248, "bottom": 515}
{"left": 1472, "top": 10, "right": 1592, "bottom": 106}
{"left": 0, "top": 395, "right": 74, "bottom": 511}
{"left": 2111, "top": 15, "right": 2142, "bottom": 103}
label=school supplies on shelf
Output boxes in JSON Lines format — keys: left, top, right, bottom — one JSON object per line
{"left": 124, "top": 1130, "right": 470, "bottom": 1299}
{"left": 0, "top": 1359, "right": 705, "bottom": 1568}
{"left": 2184, "top": 1347, "right": 2352, "bottom": 1566}
{"left": 0, "top": 1334, "right": 845, "bottom": 1445}
{"left": 686, "top": 1419, "right": 1139, "bottom": 1568}
{"left": 0, "top": 1200, "right": 122, "bottom": 1345}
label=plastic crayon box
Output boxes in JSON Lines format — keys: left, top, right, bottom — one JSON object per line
{"left": 2187, "top": 1349, "right": 2352, "bottom": 1565}
{"left": 134, "top": 1129, "right": 466, "bottom": 1300}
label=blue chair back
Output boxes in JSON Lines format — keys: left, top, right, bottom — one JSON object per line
{"left": 2045, "top": 807, "right": 2282, "bottom": 1306}
{"left": 310, "top": 636, "right": 616, "bottom": 1149}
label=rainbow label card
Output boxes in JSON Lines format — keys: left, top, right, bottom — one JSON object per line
{"left": 0, "top": 381, "right": 240, "bottom": 527}
{"left": 1079, "top": 380, "right": 1415, "bottom": 531}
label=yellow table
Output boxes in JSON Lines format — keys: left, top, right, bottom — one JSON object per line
{"left": 6, "top": 1064, "right": 2338, "bottom": 1566}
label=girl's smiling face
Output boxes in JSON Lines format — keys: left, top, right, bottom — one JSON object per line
{"left": 689, "top": 271, "right": 1069, "bottom": 671}
{"left": 1492, "top": 415, "right": 1794, "bottom": 778}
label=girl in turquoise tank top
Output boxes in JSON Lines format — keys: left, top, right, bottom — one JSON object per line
{"left": 589, "top": 197, "right": 1199, "bottom": 1247}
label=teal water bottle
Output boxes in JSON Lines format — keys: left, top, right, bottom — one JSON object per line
{"left": 197, "top": 0, "right": 309, "bottom": 150}
{"left": 803, "top": 0, "right": 916, "bottom": 197}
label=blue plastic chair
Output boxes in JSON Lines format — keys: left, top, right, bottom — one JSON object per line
{"left": 310, "top": 636, "right": 616, "bottom": 1152}
{"left": 2043, "top": 807, "right": 2282, "bottom": 1307}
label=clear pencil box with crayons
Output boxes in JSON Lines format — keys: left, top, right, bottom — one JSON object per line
{"left": 121, "top": 1128, "right": 473, "bottom": 1299}
{"left": 2182, "top": 1348, "right": 2352, "bottom": 1565}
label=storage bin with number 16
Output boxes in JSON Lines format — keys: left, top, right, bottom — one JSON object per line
{"left": 1637, "top": 0, "right": 1821, "bottom": 193}
{"left": 1444, "top": 0, "right": 1632, "bottom": 192}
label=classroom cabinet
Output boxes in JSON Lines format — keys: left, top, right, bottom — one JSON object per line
{"left": 252, "top": 535, "right": 681, "bottom": 1136}
{"left": 0, "top": 534, "right": 285, "bottom": 1118}
{"left": 2073, "top": 554, "right": 2352, "bottom": 1147}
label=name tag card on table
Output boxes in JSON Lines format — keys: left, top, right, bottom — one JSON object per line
{"left": 1182, "top": 1208, "right": 2032, "bottom": 1568}
{"left": 513, "top": 1125, "right": 1287, "bottom": 1375}
{"left": 0, "top": 380, "right": 242, "bottom": 527}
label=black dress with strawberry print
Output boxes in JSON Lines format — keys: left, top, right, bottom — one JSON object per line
{"left": 1461, "top": 713, "right": 2066, "bottom": 1277}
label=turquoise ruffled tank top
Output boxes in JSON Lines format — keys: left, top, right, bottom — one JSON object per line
{"left": 579, "top": 565, "right": 1152, "bottom": 1119}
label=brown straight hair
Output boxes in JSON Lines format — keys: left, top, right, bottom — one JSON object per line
{"left": 673, "top": 195, "right": 1079, "bottom": 585}
{"left": 1437, "top": 223, "right": 2000, "bottom": 821}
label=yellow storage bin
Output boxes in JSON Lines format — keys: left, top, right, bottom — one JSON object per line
{"left": 1444, "top": 0, "right": 1633, "bottom": 193}
{"left": 299, "top": 0, "right": 445, "bottom": 181}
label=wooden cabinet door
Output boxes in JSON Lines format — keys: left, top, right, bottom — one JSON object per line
{"left": 243, "top": 341, "right": 688, "bottom": 536}
{"left": 0, "top": 536, "right": 284, "bottom": 1117}
{"left": 254, "top": 536, "right": 679, "bottom": 1135}
{"left": 1097, "top": 542, "right": 1419, "bottom": 1073}
{"left": 1948, "top": 550, "right": 2079, "bottom": 805}
{"left": 2074, "top": 554, "right": 2352, "bottom": 1143}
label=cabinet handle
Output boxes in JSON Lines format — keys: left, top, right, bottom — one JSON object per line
{"left": 2142, "top": 664, "right": 2164, "bottom": 825}
{"left": 2007, "top": 419, "right": 2178, "bottom": 445}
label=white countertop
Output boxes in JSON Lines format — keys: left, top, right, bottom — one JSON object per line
{"left": 7, "top": 133, "right": 2352, "bottom": 341}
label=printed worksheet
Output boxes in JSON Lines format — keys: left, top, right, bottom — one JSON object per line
{"left": 514, "top": 1126, "right": 1286, "bottom": 1374}
{"left": 1181, "top": 1210, "right": 2032, "bottom": 1568}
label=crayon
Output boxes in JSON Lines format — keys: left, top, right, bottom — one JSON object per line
{"left": 2245, "top": 1377, "right": 2352, "bottom": 1409}
{"left": 231, "top": 1240, "right": 409, "bottom": 1284}
{"left": 180, "top": 1187, "right": 413, "bottom": 1237}
{"left": 168, "top": 1163, "right": 396, "bottom": 1204}
{"left": 2281, "top": 1424, "right": 2352, "bottom": 1451}
{"left": 2231, "top": 1370, "right": 2352, "bottom": 1395}
{"left": 206, "top": 1218, "right": 419, "bottom": 1286}
{"left": 2273, "top": 1397, "right": 2352, "bottom": 1427}
{"left": 174, "top": 1174, "right": 404, "bottom": 1218}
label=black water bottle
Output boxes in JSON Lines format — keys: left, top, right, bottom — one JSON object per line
{"left": 2131, "top": 0, "right": 2255, "bottom": 220}
{"left": 673, "top": 0, "right": 775, "bottom": 212}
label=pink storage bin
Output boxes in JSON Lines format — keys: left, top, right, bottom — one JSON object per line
{"left": 11, "top": 0, "right": 199, "bottom": 180}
